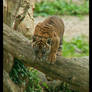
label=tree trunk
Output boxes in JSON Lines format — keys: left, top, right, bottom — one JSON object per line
{"left": 3, "top": 23, "right": 89, "bottom": 92}
{"left": 3, "top": 0, "right": 35, "bottom": 92}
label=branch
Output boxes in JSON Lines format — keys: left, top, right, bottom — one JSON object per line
{"left": 3, "top": 23, "right": 89, "bottom": 92}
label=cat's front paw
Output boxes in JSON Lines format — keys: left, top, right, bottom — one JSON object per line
{"left": 47, "top": 53, "right": 56, "bottom": 64}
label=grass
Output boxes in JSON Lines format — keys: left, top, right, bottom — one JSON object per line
{"left": 62, "top": 35, "right": 89, "bottom": 57}
{"left": 34, "top": 0, "right": 89, "bottom": 17}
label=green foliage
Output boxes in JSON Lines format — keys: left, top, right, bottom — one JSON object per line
{"left": 62, "top": 35, "right": 89, "bottom": 57}
{"left": 34, "top": 0, "right": 89, "bottom": 17}
{"left": 42, "top": 82, "right": 48, "bottom": 89}
{"left": 58, "top": 82, "right": 79, "bottom": 92}
{"left": 57, "top": 82, "right": 79, "bottom": 92}
{"left": 25, "top": 68, "right": 42, "bottom": 92}
{"left": 9, "top": 58, "right": 28, "bottom": 85}
{"left": 10, "top": 58, "right": 42, "bottom": 92}
{"left": 45, "top": 82, "right": 79, "bottom": 92}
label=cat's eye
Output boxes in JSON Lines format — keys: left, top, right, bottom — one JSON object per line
{"left": 47, "top": 38, "right": 52, "bottom": 45}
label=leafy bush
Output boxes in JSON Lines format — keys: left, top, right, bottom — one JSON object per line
{"left": 34, "top": 0, "right": 89, "bottom": 17}
{"left": 10, "top": 58, "right": 42, "bottom": 92}
{"left": 25, "top": 68, "right": 42, "bottom": 92}
{"left": 9, "top": 58, "right": 28, "bottom": 85}
{"left": 62, "top": 35, "right": 89, "bottom": 57}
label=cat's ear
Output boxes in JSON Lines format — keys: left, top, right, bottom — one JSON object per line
{"left": 35, "top": 22, "right": 42, "bottom": 31}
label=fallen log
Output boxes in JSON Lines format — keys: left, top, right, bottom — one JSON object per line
{"left": 3, "top": 23, "right": 89, "bottom": 92}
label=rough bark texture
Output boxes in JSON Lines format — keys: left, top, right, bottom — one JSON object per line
{"left": 3, "top": 70, "right": 20, "bottom": 92}
{"left": 3, "top": 50, "right": 14, "bottom": 73}
{"left": 3, "top": 23, "right": 89, "bottom": 92}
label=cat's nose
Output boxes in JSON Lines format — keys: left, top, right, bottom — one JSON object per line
{"left": 39, "top": 53, "right": 42, "bottom": 57}
{"left": 39, "top": 45, "right": 42, "bottom": 49}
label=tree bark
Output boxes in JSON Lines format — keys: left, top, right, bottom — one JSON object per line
{"left": 3, "top": 23, "right": 89, "bottom": 92}
{"left": 3, "top": 70, "right": 20, "bottom": 92}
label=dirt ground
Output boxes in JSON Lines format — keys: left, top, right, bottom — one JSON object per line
{"left": 34, "top": 15, "right": 89, "bottom": 41}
